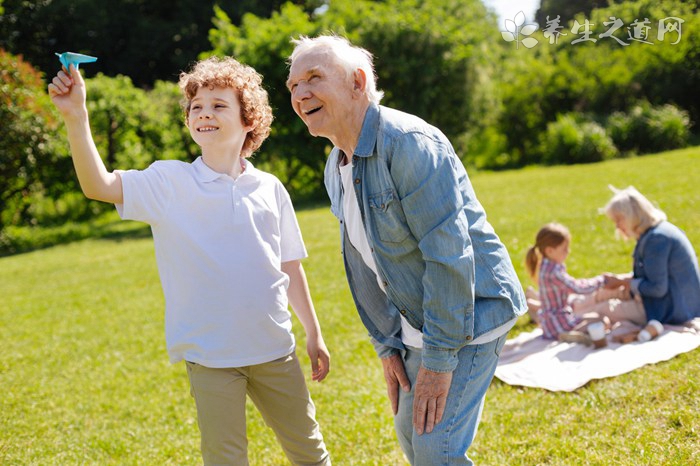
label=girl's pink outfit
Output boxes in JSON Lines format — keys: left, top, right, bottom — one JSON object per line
{"left": 538, "top": 258, "right": 604, "bottom": 339}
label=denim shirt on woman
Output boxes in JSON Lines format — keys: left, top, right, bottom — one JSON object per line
{"left": 632, "top": 221, "right": 700, "bottom": 324}
{"left": 324, "top": 104, "right": 527, "bottom": 373}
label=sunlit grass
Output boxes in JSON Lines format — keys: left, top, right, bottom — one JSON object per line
{"left": 1, "top": 147, "right": 698, "bottom": 464}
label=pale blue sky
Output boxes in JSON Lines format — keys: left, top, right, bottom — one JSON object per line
{"left": 483, "top": 0, "right": 541, "bottom": 27}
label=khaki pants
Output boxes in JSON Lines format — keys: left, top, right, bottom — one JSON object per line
{"left": 580, "top": 294, "right": 646, "bottom": 327}
{"left": 570, "top": 288, "right": 646, "bottom": 326}
{"left": 186, "top": 353, "right": 330, "bottom": 466}
{"left": 605, "top": 296, "right": 647, "bottom": 326}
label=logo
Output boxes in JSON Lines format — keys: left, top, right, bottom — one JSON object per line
{"left": 501, "top": 11, "right": 539, "bottom": 49}
{"left": 501, "top": 12, "right": 684, "bottom": 49}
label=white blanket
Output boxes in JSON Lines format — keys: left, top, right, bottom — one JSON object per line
{"left": 494, "top": 318, "right": 700, "bottom": 392}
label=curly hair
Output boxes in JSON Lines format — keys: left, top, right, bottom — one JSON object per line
{"left": 178, "top": 56, "right": 273, "bottom": 158}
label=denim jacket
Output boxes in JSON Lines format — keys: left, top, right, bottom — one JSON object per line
{"left": 324, "top": 104, "right": 526, "bottom": 372}
{"left": 631, "top": 221, "right": 700, "bottom": 324}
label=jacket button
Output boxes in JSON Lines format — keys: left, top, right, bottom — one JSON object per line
{"left": 400, "top": 309, "right": 406, "bottom": 315}
{"left": 354, "top": 178, "right": 361, "bottom": 184}
{"left": 466, "top": 335, "right": 472, "bottom": 341}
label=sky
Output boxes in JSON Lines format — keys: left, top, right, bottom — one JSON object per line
{"left": 482, "top": 0, "right": 542, "bottom": 28}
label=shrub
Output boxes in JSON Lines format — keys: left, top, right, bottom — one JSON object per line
{"left": 540, "top": 114, "right": 618, "bottom": 165}
{"left": 0, "top": 49, "right": 74, "bottom": 232}
{"left": 607, "top": 102, "right": 691, "bottom": 155}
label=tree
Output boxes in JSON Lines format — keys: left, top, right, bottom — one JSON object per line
{"left": 0, "top": 0, "right": 324, "bottom": 87}
{"left": 352, "top": 0, "right": 500, "bottom": 151}
{"left": 207, "top": 0, "right": 502, "bottom": 197}
{"left": 535, "top": 0, "right": 608, "bottom": 27}
{"left": 0, "top": 49, "right": 72, "bottom": 233}
{"left": 492, "top": 0, "right": 699, "bottom": 168}
{"left": 207, "top": 2, "right": 328, "bottom": 200}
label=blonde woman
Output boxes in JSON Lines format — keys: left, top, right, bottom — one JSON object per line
{"left": 603, "top": 186, "right": 700, "bottom": 326}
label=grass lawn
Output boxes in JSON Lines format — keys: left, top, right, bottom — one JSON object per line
{"left": 1, "top": 147, "right": 699, "bottom": 465}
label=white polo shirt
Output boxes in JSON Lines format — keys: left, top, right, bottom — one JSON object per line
{"left": 116, "top": 157, "right": 307, "bottom": 368}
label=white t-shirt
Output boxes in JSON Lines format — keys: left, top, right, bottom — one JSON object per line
{"left": 339, "top": 161, "right": 424, "bottom": 348}
{"left": 116, "top": 157, "right": 307, "bottom": 368}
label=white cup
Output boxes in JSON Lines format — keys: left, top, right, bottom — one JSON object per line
{"left": 588, "top": 322, "right": 606, "bottom": 340}
{"left": 638, "top": 319, "right": 664, "bottom": 342}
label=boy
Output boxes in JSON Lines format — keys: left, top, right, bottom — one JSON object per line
{"left": 48, "top": 56, "right": 331, "bottom": 465}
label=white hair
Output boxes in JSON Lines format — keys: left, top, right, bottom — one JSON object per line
{"left": 289, "top": 34, "right": 384, "bottom": 104}
{"left": 603, "top": 185, "right": 667, "bottom": 238}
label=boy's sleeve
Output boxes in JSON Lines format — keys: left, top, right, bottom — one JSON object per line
{"left": 277, "top": 183, "right": 307, "bottom": 262}
{"left": 115, "top": 161, "right": 174, "bottom": 225}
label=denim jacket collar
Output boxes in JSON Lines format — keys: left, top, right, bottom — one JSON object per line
{"left": 354, "top": 103, "right": 381, "bottom": 158}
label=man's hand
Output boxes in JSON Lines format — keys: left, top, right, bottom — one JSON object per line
{"left": 381, "top": 354, "right": 411, "bottom": 415}
{"left": 413, "top": 366, "right": 452, "bottom": 435}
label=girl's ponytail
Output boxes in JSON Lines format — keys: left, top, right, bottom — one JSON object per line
{"left": 525, "top": 246, "right": 540, "bottom": 279}
{"left": 525, "top": 223, "right": 571, "bottom": 280}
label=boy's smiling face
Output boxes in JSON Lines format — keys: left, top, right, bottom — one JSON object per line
{"left": 187, "top": 86, "right": 252, "bottom": 155}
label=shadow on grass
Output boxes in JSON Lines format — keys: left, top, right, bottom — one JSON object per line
{"left": 0, "top": 219, "right": 152, "bottom": 258}
{"left": 0, "top": 199, "right": 331, "bottom": 258}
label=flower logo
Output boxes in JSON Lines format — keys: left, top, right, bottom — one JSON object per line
{"left": 502, "top": 11, "right": 539, "bottom": 49}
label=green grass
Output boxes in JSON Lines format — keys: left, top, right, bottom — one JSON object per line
{"left": 1, "top": 148, "right": 699, "bottom": 465}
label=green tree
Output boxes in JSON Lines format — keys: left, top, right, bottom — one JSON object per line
{"left": 491, "top": 0, "right": 698, "bottom": 168}
{"left": 146, "top": 80, "right": 199, "bottom": 162}
{"left": 207, "top": 0, "right": 502, "bottom": 197}
{"left": 207, "top": 2, "right": 327, "bottom": 200}
{"left": 535, "top": 0, "right": 607, "bottom": 26}
{"left": 0, "top": 0, "right": 323, "bottom": 87}
{"left": 353, "top": 0, "right": 500, "bottom": 147}
{"left": 86, "top": 74, "right": 155, "bottom": 170}
{"left": 85, "top": 74, "right": 196, "bottom": 171}
{"left": 0, "top": 49, "right": 72, "bottom": 234}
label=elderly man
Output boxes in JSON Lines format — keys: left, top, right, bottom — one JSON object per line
{"left": 287, "top": 35, "right": 526, "bottom": 465}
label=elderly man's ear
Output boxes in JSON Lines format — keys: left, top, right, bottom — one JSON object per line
{"left": 352, "top": 69, "right": 367, "bottom": 95}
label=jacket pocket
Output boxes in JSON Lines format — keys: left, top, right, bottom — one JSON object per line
{"left": 368, "top": 190, "right": 411, "bottom": 243}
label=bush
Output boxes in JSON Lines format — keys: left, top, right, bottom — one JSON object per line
{"left": 0, "top": 49, "right": 74, "bottom": 231}
{"left": 540, "top": 114, "right": 618, "bottom": 165}
{"left": 607, "top": 102, "right": 691, "bottom": 155}
{"left": 458, "top": 126, "right": 510, "bottom": 169}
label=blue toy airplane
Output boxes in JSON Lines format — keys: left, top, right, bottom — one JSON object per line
{"left": 55, "top": 52, "right": 98, "bottom": 70}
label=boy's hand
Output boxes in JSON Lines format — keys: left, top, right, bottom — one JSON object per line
{"left": 47, "top": 64, "right": 87, "bottom": 119}
{"left": 307, "top": 335, "right": 330, "bottom": 382}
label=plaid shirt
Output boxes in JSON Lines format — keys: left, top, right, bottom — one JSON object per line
{"left": 538, "top": 258, "right": 604, "bottom": 339}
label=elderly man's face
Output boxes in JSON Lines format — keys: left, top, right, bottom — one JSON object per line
{"left": 287, "top": 49, "right": 356, "bottom": 143}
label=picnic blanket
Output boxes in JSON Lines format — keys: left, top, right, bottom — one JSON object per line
{"left": 494, "top": 318, "right": 700, "bottom": 392}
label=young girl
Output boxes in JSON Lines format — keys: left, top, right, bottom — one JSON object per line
{"left": 525, "top": 223, "right": 612, "bottom": 341}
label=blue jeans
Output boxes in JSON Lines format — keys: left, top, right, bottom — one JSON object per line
{"left": 394, "top": 334, "right": 507, "bottom": 465}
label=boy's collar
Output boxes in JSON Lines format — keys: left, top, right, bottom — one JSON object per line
{"left": 192, "top": 156, "right": 222, "bottom": 182}
{"left": 193, "top": 156, "right": 256, "bottom": 182}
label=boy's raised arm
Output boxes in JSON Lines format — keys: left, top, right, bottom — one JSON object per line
{"left": 281, "top": 259, "right": 330, "bottom": 382}
{"left": 48, "top": 64, "right": 123, "bottom": 204}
